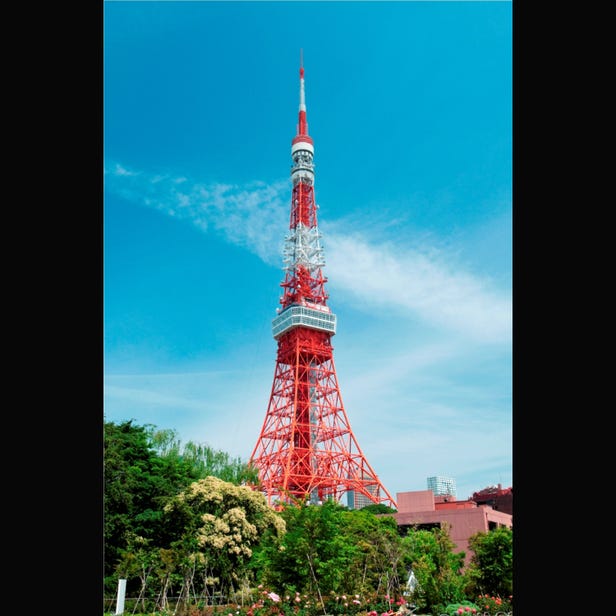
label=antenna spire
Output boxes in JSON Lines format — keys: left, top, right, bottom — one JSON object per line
{"left": 297, "top": 51, "right": 308, "bottom": 136}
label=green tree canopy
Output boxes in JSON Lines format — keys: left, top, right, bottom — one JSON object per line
{"left": 464, "top": 526, "right": 513, "bottom": 600}
{"left": 104, "top": 419, "right": 259, "bottom": 592}
{"left": 161, "top": 476, "right": 286, "bottom": 599}
{"left": 401, "top": 524, "right": 466, "bottom": 614}
{"left": 253, "top": 500, "right": 409, "bottom": 612}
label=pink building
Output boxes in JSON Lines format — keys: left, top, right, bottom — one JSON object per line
{"left": 393, "top": 490, "right": 513, "bottom": 567}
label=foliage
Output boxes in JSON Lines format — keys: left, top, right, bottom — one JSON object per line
{"left": 254, "top": 499, "right": 358, "bottom": 600}
{"left": 251, "top": 499, "right": 411, "bottom": 611}
{"left": 147, "top": 426, "right": 260, "bottom": 486}
{"left": 442, "top": 600, "right": 480, "bottom": 615}
{"left": 463, "top": 527, "right": 512, "bottom": 600}
{"left": 104, "top": 420, "right": 260, "bottom": 596}
{"left": 161, "top": 476, "right": 286, "bottom": 601}
{"left": 104, "top": 420, "right": 176, "bottom": 588}
{"left": 104, "top": 420, "right": 513, "bottom": 616}
{"left": 359, "top": 503, "right": 397, "bottom": 515}
{"left": 341, "top": 509, "right": 407, "bottom": 598}
{"left": 474, "top": 593, "right": 513, "bottom": 614}
{"left": 401, "top": 524, "right": 466, "bottom": 614}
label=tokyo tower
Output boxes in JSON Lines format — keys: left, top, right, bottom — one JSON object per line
{"left": 249, "top": 59, "right": 397, "bottom": 510}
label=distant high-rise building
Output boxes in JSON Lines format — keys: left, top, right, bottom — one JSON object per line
{"left": 347, "top": 483, "right": 379, "bottom": 510}
{"left": 427, "top": 476, "right": 456, "bottom": 498}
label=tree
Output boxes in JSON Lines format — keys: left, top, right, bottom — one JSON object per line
{"left": 104, "top": 420, "right": 170, "bottom": 588}
{"left": 104, "top": 420, "right": 511, "bottom": 614}
{"left": 340, "top": 509, "right": 407, "bottom": 601}
{"left": 148, "top": 426, "right": 259, "bottom": 485}
{"left": 254, "top": 499, "right": 357, "bottom": 603}
{"left": 104, "top": 420, "right": 261, "bottom": 596}
{"left": 179, "top": 440, "right": 260, "bottom": 485}
{"left": 253, "top": 500, "right": 410, "bottom": 614}
{"left": 359, "top": 503, "right": 397, "bottom": 515}
{"left": 463, "top": 526, "right": 512, "bottom": 600}
{"left": 401, "top": 524, "right": 466, "bottom": 614}
{"left": 161, "top": 475, "right": 286, "bottom": 607}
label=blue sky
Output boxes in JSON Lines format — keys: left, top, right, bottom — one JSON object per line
{"left": 104, "top": 0, "right": 512, "bottom": 503}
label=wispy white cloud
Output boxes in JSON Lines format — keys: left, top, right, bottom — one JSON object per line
{"left": 105, "top": 161, "right": 511, "bottom": 345}
{"left": 325, "top": 231, "right": 511, "bottom": 344}
{"left": 105, "top": 161, "right": 288, "bottom": 264}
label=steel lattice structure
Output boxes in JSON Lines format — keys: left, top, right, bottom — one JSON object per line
{"left": 249, "top": 60, "right": 396, "bottom": 510}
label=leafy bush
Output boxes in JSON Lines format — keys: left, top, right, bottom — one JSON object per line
{"left": 474, "top": 593, "right": 513, "bottom": 614}
{"left": 441, "top": 600, "right": 480, "bottom": 615}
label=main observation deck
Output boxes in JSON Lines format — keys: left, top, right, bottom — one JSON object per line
{"left": 272, "top": 300, "right": 337, "bottom": 340}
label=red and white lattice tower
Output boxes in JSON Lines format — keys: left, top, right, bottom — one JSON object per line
{"left": 249, "top": 59, "right": 396, "bottom": 510}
